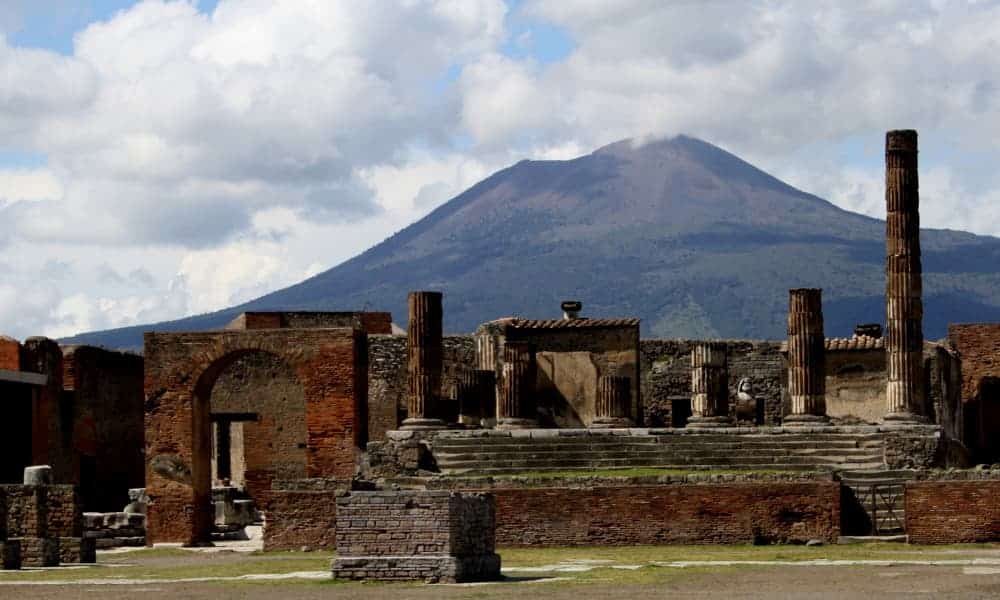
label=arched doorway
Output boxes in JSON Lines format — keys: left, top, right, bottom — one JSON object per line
{"left": 144, "top": 328, "right": 367, "bottom": 545}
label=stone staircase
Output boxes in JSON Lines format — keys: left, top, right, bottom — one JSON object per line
{"left": 430, "top": 432, "right": 886, "bottom": 476}
{"left": 839, "top": 470, "right": 912, "bottom": 537}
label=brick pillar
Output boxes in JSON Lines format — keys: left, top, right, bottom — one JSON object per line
{"left": 457, "top": 369, "right": 495, "bottom": 428}
{"left": 688, "top": 342, "right": 732, "bottom": 428}
{"left": 402, "top": 291, "right": 446, "bottom": 429}
{"left": 784, "top": 288, "right": 829, "bottom": 426}
{"left": 885, "top": 130, "right": 926, "bottom": 423}
{"left": 591, "top": 375, "right": 633, "bottom": 428}
{"left": 19, "top": 338, "right": 68, "bottom": 483}
{"left": 497, "top": 342, "right": 538, "bottom": 429}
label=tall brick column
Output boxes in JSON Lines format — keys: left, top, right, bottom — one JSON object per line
{"left": 402, "top": 291, "right": 446, "bottom": 430}
{"left": 497, "top": 341, "right": 538, "bottom": 429}
{"left": 591, "top": 375, "right": 633, "bottom": 428}
{"left": 688, "top": 342, "right": 732, "bottom": 428}
{"left": 784, "top": 288, "right": 829, "bottom": 426}
{"left": 457, "top": 369, "right": 495, "bottom": 428}
{"left": 885, "top": 130, "right": 926, "bottom": 423}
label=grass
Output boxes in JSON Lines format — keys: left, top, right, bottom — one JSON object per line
{"left": 1, "top": 543, "right": 998, "bottom": 586}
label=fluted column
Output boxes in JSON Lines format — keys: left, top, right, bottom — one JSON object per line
{"left": 401, "top": 291, "right": 446, "bottom": 429}
{"left": 784, "top": 288, "right": 829, "bottom": 426}
{"left": 497, "top": 341, "right": 538, "bottom": 429}
{"left": 688, "top": 342, "right": 732, "bottom": 428}
{"left": 457, "top": 369, "right": 496, "bottom": 428}
{"left": 591, "top": 375, "right": 633, "bottom": 428}
{"left": 885, "top": 130, "right": 926, "bottom": 423}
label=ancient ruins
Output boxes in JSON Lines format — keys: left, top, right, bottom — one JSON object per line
{"left": 5, "top": 130, "right": 1000, "bottom": 579}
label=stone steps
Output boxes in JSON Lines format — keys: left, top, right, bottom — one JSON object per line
{"left": 839, "top": 469, "right": 911, "bottom": 535}
{"left": 430, "top": 432, "right": 887, "bottom": 475}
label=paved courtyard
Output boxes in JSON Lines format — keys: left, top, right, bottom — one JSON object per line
{"left": 3, "top": 544, "right": 1000, "bottom": 599}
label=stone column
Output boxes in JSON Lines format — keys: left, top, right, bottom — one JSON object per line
{"left": 885, "top": 130, "right": 926, "bottom": 423}
{"left": 688, "top": 342, "right": 732, "bottom": 428}
{"left": 457, "top": 369, "right": 496, "bottom": 428}
{"left": 784, "top": 288, "right": 829, "bottom": 426}
{"left": 497, "top": 341, "right": 538, "bottom": 429}
{"left": 401, "top": 291, "right": 446, "bottom": 429}
{"left": 591, "top": 375, "right": 633, "bottom": 428}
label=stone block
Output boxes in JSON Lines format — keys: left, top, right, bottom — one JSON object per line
{"left": 14, "top": 537, "right": 59, "bottom": 567}
{"left": 0, "top": 541, "right": 21, "bottom": 570}
{"left": 82, "top": 513, "right": 105, "bottom": 529}
{"left": 104, "top": 512, "right": 129, "bottom": 529}
{"left": 23, "top": 466, "right": 52, "bottom": 486}
{"left": 58, "top": 537, "right": 96, "bottom": 564}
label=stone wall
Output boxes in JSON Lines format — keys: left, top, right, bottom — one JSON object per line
{"left": 906, "top": 480, "right": 1000, "bottom": 543}
{"left": 480, "top": 481, "right": 840, "bottom": 546}
{"left": 62, "top": 346, "right": 145, "bottom": 511}
{"left": 640, "top": 340, "right": 785, "bottom": 427}
{"left": 948, "top": 323, "right": 1000, "bottom": 459}
{"left": 1, "top": 483, "right": 91, "bottom": 566}
{"left": 367, "top": 335, "right": 477, "bottom": 440}
{"left": 144, "top": 328, "right": 367, "bottom": 545}
{"left": 264, "top": 479, "right": 348, "bottom": 551}
{"left": 210, "top": 352, "right": 307, "bottom": 508}
{"left": 331, "top": 490, "right": 500, "bottom": 583}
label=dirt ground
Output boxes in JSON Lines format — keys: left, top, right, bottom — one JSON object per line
{"left": 4, "top": 546, "right": 1000, "bottom": 599}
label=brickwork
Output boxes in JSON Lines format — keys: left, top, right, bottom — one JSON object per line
{"left": 906, "top": 480, "right": 1000, "bottom": 543}
{"left": 486, "top": 482, "right": 840, "bottom": 546}
{"left": 0, "top": 336, "right": 19, "bottom": 371}
{"left": 331, "top": 491, "right": 500, "bottom": 583}
{"left": 264, "top": 479, "right": 349, "bottom": 551}
{"left": 61, "top": 346, "right": 145, "bottom": 511}
{"left": 227, "top": 311, "right": 392, "bottom": 334}
{"left": 210, "top": 351, "right": 306, "bottom": 508}
{"left": 144, "top": 328, "right": 367, "bottom": 544}
{"left": 641, "top": 340, "right": 784, "bottom": 427}
{"left": 2, "top": 482, "right": 87, "bottom": 566}
{"left": 367, "top": 335, "right": 478, "bottom": 441}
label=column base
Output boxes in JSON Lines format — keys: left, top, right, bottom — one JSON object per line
{"left": 882, "top": 411, "right": 928, "bottom": 425}
{"left": 400, "top": 417, "right": 448, "bottom": 431}
{"left": 589, "top": 416, "right": 634, "bottom": 429}
{"left": 686, "top": 416, "right": 734, "bottom": 429}
{"left": 783, "top": 414, "right": 831, "bottom": 427}
{"left": 496, "top": 417, "right": 539, "bottom": 430}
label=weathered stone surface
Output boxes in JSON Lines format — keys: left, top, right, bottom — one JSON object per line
{"left": 688, "top": 342, "right": 732, "bottom": 427}
{"left": 23, "top": 466, "right": 53, "bottom": 486}
{"left": 402, "top": 291, "right": 446, "bottom": 429}
{"left": 884, "top": 129, "right": 925, "bottom": 422}
{"left": 14, "top": 536, "right": 59, "bottom": 567}
{"left": 497, "top": 342, "right": 538, "bottom": 429}
{"left": 143, "top": 328, "right": 367, "bottom": 545}
{"left": 58, "top": 537, "right": 96, "bottom": 564}
{"left": 906, "top": 480, "right": 1000, "bottom": 543}
{"left": 785, "top": 289, "right": 828, "bottom": 424}
{"left": 592, "top": 375, "right": 632, "bottom": 427}
{"left": 331, "top": 490, "right": 500, "bottom": 583}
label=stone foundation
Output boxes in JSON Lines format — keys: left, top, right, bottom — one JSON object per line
{"left": 331, "top": 491, "right": 501, "bottom": 583}
{"left": 83, "top": 512, "right": 146, "bottom": 549}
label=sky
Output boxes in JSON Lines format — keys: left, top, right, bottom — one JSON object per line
{"left": 1, "top": 0, "right": 999, "bottom": 339}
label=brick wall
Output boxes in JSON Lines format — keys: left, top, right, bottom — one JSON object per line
{"left": 488, "top": 482, "right": 840, "bottom": 546}
{"left": 211, "top": 352, "right": 306, "bottom": 508}
{"left": 640, "top": 340, "right": 785, "bottom": 427}
{"left": 948, "top": 324, "right": 1000, "bottom": 402}
{"left": 906, "top": 480, "right": 1000, "bottom": 543}
{"left": 62, "top": 346, "right": 145, "bottom": 511}
{"left": 144, "top": 328, "right": 366, "bottom": 544}
{"left": 264, "top": 480, "right": 346, "bottom": 551}
{"left": 331, "top": 490, "right": 499, "bottom": 583}
{"left": 367, "top": 335, "right": 477, "bottom": 440}
{"left": 0, "top": 336, "right": 19, "bottom": 371}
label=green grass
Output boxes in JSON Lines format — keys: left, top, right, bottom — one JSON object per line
{"left": 499, "top": 543, "right": 1000, "bottom": 567}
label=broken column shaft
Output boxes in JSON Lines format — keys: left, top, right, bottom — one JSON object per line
{"left": 402, "top": 291, "right": 446, "bottom": 429}
{"left": 497, "top": 341, "right": 538, "bottom": 429}
{"left": 885, "top": 130, "right": 925, "bottom": 423}
{"left": 688, "top": 342, "right": 732, "bottom": 428}
{"left": 784, "top": 288, "right": 829, "bottom": 426}
{"left": 591, "top": 375, "right": 633, "bottom": 428}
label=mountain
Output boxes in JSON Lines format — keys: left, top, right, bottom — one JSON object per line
{"left": 64, "top": 135, "right": 1000, "bottom": 351}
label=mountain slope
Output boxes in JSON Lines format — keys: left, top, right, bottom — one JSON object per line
{"left": 64, "top": 135, "right": 1000, "bottom": 350}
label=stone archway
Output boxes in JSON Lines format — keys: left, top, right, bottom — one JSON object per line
{"left": 144, "top": 328, "right": 367, "bottom": 545}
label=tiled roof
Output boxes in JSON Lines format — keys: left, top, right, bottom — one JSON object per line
{"left": 780, "top": 335, "right": 884, "bottom": 352}
{"left": 489, "top": 317, "right": 640, "bottom": 330}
